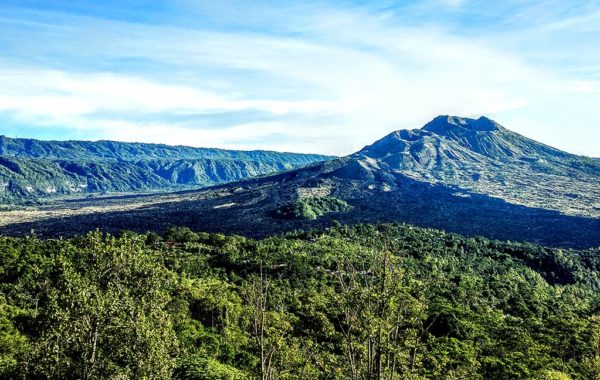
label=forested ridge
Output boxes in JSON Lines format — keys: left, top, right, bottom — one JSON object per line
{"left": 0, "top": 135, "right": 331, "bottom": 203}
{"left": 0, "top": 135, "right": 329, "bottom": 162}
{"left": 1, "top": 223, "right": 600, "bottom": 379}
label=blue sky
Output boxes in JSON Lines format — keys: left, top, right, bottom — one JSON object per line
{"left": 0, "top": 0, "right": 599, "bottom": 156}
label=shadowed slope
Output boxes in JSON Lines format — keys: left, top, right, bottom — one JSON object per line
{"left": 1, "top": 116, "right": 598, "bottom": 248}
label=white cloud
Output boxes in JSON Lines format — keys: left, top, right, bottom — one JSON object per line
{"left": 0, "top": 3, "right": 600, "bottom": 157}
{"left": 0, "top": 68, "right": 328, "bottom": 118}
{"left": 563, "top": 79, "right": 600, "bottom": 94}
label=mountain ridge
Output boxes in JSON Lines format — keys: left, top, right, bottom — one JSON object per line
{"left": 0, "top": 115, "right": 598, "bottom": 248}
{"left": 0, "top": 136, "right": 333, "bottom": 203}
{"left": 0, "top": 135, "right": 329, "bottom": 162}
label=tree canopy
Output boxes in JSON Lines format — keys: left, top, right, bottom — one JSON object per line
{"left": 1, "top": 223, "right": 600, "bottom": 379}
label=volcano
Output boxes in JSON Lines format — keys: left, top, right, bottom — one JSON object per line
{"left": 1, "top": 116, "right": 599, "bottom": 248}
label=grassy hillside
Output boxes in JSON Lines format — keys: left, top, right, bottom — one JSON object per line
{"left": 1, "top": 223, "right": 600, "bottom": 379}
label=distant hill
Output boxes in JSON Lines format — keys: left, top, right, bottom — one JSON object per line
{"left": 0, "top": 136, "right": 330, "bottom": 162}
{"left": 1, "top": 116, "right": 598, "bottom": 248}
{"left": 0, "top": 136, "right": 332, "bottom": 202}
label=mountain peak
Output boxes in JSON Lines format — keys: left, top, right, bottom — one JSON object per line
{"left": 423, "top": 115, "right": 501, "bottom": 134}
{"left": 359, "top": 115, "right": 504, "bottom": 160}
{"left": 359, "top": 114, "right": 573, "bottom": 163}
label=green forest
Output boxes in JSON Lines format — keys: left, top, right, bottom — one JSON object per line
{"left": 0, "top": 135, "right": 330, "bottom": 203}
{"left": 1, "top": 223, "right": 600, "bottom": 379}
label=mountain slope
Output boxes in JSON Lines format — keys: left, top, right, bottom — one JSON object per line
{"left": 0, "top": 136, "right": 332, "bottom": 202}
{"left": 358, "top": 115, "right": 600, "bottom": 216}
{"left": 1, "top": 116, "right": 598, "bottom": 248}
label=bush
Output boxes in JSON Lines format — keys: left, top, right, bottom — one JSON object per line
{"left": 272, "top": 196, "right": 353, "bottom": 220}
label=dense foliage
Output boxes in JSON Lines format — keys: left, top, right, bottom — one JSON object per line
{"left": 272, "top": 196, "right": 353, "bottom": 219}
{"left": 1, "top": 223, "right": 600, "bottom": 379}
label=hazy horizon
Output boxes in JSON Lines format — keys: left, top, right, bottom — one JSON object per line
{"left": 2, "top": 114, "right": 599, "bottom": 159}
{"left": 1, "top": 1, "right": 599, "bottom": 156}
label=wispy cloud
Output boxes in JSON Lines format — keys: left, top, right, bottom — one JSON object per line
{"left": 0, "top": 68, "right": 328, "bottom": 117}
{"left": 0, "top": 1, "right": 599, "bottom": 156}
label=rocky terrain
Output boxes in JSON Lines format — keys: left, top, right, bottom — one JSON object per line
{"left": 358, "top": 115, "right": 600, "bottom": 217}
{"left": 1, "top": 116, "right": 598, "bottom": 248}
